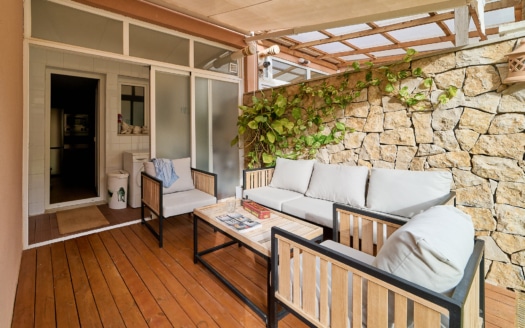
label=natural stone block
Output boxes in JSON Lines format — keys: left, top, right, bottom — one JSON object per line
{"left": 476, "top": 235, "right": 510, "bottom": 263}
{"left": 496, "top": 182, "right": 525, "bottom": 207}
{"left": 325, "top": 143, "right": 345, "bottom": 154}
{"left": 359, "top": 133, "right": 380, "bottom": 161}
{"left": 382, "top": 96, "right": 406, "bottom": 112}
{"left": 456, "top": 182, "right": 494, "bottom": 208}
{"left": 511, "top": 251, "right": 525, "bottom": 266}
{"left": 412, "top": 52, "right": 456, "bottom": 75}
{"left": 486, "top": 261, "right": 525, "bottom": 292}
{"left": 368, "top": 86, "right": 382, "bottom": 105}
{"left": 410, "top": 157, "right": 427, "bottom": 171}
{"left": 455, "top": 129, "right": 480, "bottom": 151}
{"left": 427, "top": 151, "right": 471, "bottom": 168}
{"left": 370, "top": 160, "right": 395, "bottom": 169}
{"left": 345, "top": 101, "right": 369, "bottom": 118}
{"left": 471, "top": 134, "right": 525, "bottom": 160}
{"left": 463, "top": 65, "right": 501, "bottom": 97}
{"left": 493, "top": 231, "right": 525, "bottom": 254}
{"left": 457, "top": 206, "right": 496, "bottom": 231}
{"left": 463, "top": 92, "right": 502, "bottom": 114}
{"left": 384, "top": 111, "right": 411, "bottom": 129}
{"left": 452, "top": 168, "right": 486, "bottom": 188}
{"left": 395, "top": 146, "right": 417, "bottom": 170}
{"left": 456, "top": 40, "right": 514, "bottom": 66}
{"left": 330, "top": 150, "right": 357, "bottom": 164}
{"left": 459, "top": 107, "right": 495, "bottom": 134}
{"left": 472, "top": 155, "right": 525, "bottom": 182}
{"left": 363, "top": 105, "right": 384, "bottom": 132}
{"left": 432, "top": 107, "right": 463, "bottom": 131}
{"left": 434, "top": 68, "right": 465, "bottom": 89}
{"left": 496, "top": 204, "right": 525, "bottom": 235}
{"left": 496, "top": 63, "right": 509, "bottom": 84}
{"left": 417, "top": 144, "right": 445, "bottom": 156}
{"left": 316, "top": 148, "right": 330, "bottom": 163}
{"left": 499, "top": 84, "right": 525, "bottom": 113}
{"left": 357, "top": 159, "right": 372, "bottom": 169}
{"left": 433, "top": 131, "right": 461, "bottom": 152}
{"left": 379, "top": 128, "right": 416, "bottom": 146}
{"left": 344, "top": 131, "right": 366, "bottom": 149}
{"left": 345, "top": 117, "right": 366, "bottom": 132}
{"left": 488, "top": 113, "right": 525, "bottom": 134}
{"left": 431, "top": 89, "right": 465, "bottom": 111}
{"left": 380, "top": 145, "right": 397, "bottom": 162}
{"left": 412, "top": 111, "right": 433, "bottom": 143}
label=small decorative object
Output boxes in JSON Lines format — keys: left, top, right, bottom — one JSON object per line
{"left": 504, "top": 39, "right": 525, "bottom": 83}
{"left": 121, "top": 121, "right": 132, "bottom": 134}
{"left": 133, "top": 125, "right": 142, "bottom": 134}
{"left": 242, "top": 200, "right": 270, "bottom": 219}
{"left": 141, "top": 126, "right": 149, "bottom": 134}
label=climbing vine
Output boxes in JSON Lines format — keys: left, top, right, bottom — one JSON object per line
{"left": 232, "top": 49, "right": 457, "bottom": 168}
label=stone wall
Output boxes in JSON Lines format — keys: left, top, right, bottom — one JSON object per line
{"left": 246, "top": 38, "right": 525, "bottom": 292}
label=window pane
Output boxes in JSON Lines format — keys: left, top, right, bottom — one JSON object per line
{"left": 121, "top": 85, "right": 133, "bottom": 96}
{"left": 32, "top": 0, "right": 123, "bottom": 53}
{"left": 130, "top": 25, "right": 189, "bottom": 66}
{"left": 194, "top": 42, "right": 238, "bottom": 76}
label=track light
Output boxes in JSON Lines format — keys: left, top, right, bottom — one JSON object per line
{"left": 298, "top": 58, "right": 310, "bottom": 65}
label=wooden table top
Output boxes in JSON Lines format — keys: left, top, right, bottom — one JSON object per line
{"left": 194, "top": 200, "right": 324, "bottom": 257}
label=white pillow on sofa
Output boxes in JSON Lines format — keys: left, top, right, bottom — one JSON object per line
{"left": 144, "top": 157, "right": 195, "bottom": 194}
{"left": 373, "top": 206, "right": 474, "bottom": 294}
{"left": 366, "top": 168, "right": 452, "bottom": 218}
{"left": 306, "top": 162, "right": 368, "bottom": 207}
{"left": 269, "top": 158, "right": 315, "bottom": 194}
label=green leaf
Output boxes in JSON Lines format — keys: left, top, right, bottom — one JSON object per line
{"left": 292, "top": 107, "right": 302, "bottom": 120}
{"left": 413, "top": 93, "right": 425, "bottom": 101}
{"left": 385, "top": 83, "right": 394, "bottom": 93}
{"left": 365, "top": 71, "right": 373, "bottom": 82}
{"left": 335, "top": 122, "right": 346, "bottom": 131}
{"left": 352, "top": 62, "right": 361, "bottom": 71}
{"left": 387, "top": 72, "right": 397, "bottom": 83}
{"left": 423, "top": 78, "right": 433, "bottom": 88}
{"left": 271, "top": 120, "right": 284, "bottom": 134}
{"left": 364, "top": 62, "right": 374, "bottom": 69}
{"left": 266, "top": 131, "right": 276, "bottom": 143}
{"left": 413, "top": 67, "right": 423, "bottom": 77}
{"left": 238, "top": 125, "right": 246, "bottom": 135}
{"left": 254, "top": 115, "right": 266, "bottom": 123}
{"left": 230, "top": 135, "right": 238, "bottom": 146}
{"left": 262, "top": 153, "right": 274, "bottom": 164}
{"left": 447, "top": 85, "right": 458, "bottom": 97}
{"left": 398, "top": 70, "right": 409, "bottom": 79}
{"left": 248, "top": 120, "right": 258, "bottom": 129}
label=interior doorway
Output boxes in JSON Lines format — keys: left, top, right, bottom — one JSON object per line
{"left": 49, "top": 74, "right": 99, "bottom": 204}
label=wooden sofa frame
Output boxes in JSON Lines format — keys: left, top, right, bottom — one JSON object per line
{"left": 141, "top": 168, "right": 217, "bottom": 247}
{"left": 269, "top": 203, "right": 485, "bottom": 328}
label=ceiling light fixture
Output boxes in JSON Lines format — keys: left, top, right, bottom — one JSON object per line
{"left": 504, "top": 39, "right": 525, "bottom": 84}
{"left": 298, "top": 58, "right": 310, "bottom": 65}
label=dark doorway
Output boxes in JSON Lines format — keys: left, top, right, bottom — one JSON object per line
{"left": 50, "top": 74, "right": 98, "bottom": 204}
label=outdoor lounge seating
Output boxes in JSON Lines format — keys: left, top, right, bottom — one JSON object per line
{"left": 141, "top": 157, "right": 217, "bottom": 247}
{"left": 269, "top": 205, "right": 485, "bottom": 328}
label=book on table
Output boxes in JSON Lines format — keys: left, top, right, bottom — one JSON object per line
{"left": 216, "top": 212, "right": 261, "bottom": 233}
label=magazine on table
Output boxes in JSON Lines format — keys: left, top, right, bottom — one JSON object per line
{"left": 216, "top": 212, "right": 261, "bottom": 233}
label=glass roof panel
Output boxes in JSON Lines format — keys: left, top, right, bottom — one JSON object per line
{"left": 412, "top": 41, "right": 455, "bottom": 52}
{"left": 325, "top": 24, "right": 371, "bottom": 35}
{"left": 314, "top": 42, "right": 353, "bottom": 53}
{"left": 347, "top": 34, "right": 392, "bottom": 48}
{"left": 388, "top": 23, "right": 446, "bottom": 42}
{"left": 287, "top": 31, "right": 328, "bottom": 42}
{"left": 370, "top": 48, "right": 407, "bottom": 57}
{"left": 375, "top": 13, "right": 429, "bottom": 27}
{"left": 339, "top": 54, "right": 370, "bottom": 61}
{"left": 484, "top": 7, "right": 516, "bottom": 27}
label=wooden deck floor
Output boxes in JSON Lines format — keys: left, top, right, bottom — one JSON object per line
{"left": 13, "top": 214, "right": 517, "bottom": 327}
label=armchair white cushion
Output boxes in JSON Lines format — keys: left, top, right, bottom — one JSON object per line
{"left": 144, "top": 157, "right": 195, "bottom": 194}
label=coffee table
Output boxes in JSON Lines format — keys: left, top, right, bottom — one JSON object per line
{"left": 193, "top": 200, "right": 323, "bottom": 326}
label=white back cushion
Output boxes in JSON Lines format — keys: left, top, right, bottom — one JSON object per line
{"left": 144, "top": 157, "right": 195, "bottom": 194}
{"left": 373, "top": 206, "right": 474, "bottom": 294}
{"left": 269, "top": 158, "right": 315, "bottom": 194}
{"left": 306, "top": 162, "right": 368, "bottom": 207}
{"left": 366, "top": 168, "right": 452, "bottom": 217}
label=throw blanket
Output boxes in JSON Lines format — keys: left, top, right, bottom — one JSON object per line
{"left": 152, "top": 158, "right": 179, "bottom": 188}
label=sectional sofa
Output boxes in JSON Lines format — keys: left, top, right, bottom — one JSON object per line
{"left": 243, "top": 157, "right": 456, "bottom": 230}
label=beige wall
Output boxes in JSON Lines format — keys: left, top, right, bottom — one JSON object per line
{"left": 0, "top": 0, "right": 24, "bottom": 326}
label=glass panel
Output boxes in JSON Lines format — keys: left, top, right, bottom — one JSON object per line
{"left": 195, "top": 78, "right": 210, "bottom": 170}
{"left": 211, "top": 80, "right": 239, "bottom": 198}
{"left": 130, "top": 25, "right": 189, "bottom": 66}
{"left": 155, "top": 71, "right": 190, "bottom": 159}
{"left": 194, "top": 42, "right": 238, "bottom": 76}
{"left": 31, "top": 0, "right": 123, "bottom": 53}
{"left": 120, "top": 85, "right": 145, "bottom": 128}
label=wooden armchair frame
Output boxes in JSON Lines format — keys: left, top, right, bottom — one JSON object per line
{"left": 141, "top": 168, "right": 217, "bottom": 247}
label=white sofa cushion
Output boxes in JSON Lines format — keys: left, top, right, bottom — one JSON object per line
{"left": 306, "top": 163, "right": 368, "bottom": 207}
{"left": 366, "top": 168, "right": 452, "bottom": 218}
{"left": 163, "top": 189, "right": 216, "bottom": 217}
{"left": 144, "top": 157, "right": 195, "bottom": 194}
{"left": 243, "top": 186, "right": 304, "bottom": 211}
{"left": 373, "top": 205, "right": 474, "bottom": 294}
{"left": 281, "top": 196, "right": 334, "bottom": 228}
{"left": 269, "top": 158, "right": 315, "bottom": 194}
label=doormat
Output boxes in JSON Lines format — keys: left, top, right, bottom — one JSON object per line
{"left": 56, "top": 206, "right": 110, "bottom": 235}
{"left": 518, "top": 291, "right": 525, "bottom": 328}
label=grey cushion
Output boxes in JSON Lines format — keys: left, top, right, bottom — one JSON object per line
{"left": 366, "top": 168, "right": 452, "bottom": 218}
{"left": 306, "top": 163, "right": 368, "bottom": 207}
{"left": 373, "top": 205, "right": 474, "bottom": 294}
{"left": 163, "top": 189, "right": 216, "bottom": 217}
{"left": 269, "top": 158, "right": 315, "bottom": 194}
{"left": 281, "top": 196, "right": 334, "bottom": 228}
{"left": 144, "top": 157, "right": 195, "bottom": 194}
{"left": 243, "top": 186, "right": 303, "bottom": 211}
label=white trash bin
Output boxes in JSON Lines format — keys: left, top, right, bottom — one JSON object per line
{"left": 108, "top": 170, "right": 129, "bottom": 209}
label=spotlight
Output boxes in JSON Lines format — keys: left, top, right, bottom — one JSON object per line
{"left": 298, "top": 58, "right": 310, "bottom": 65}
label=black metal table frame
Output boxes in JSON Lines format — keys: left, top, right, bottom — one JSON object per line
{"left": 193, "top": 214, "right": 288, "bottom": 326}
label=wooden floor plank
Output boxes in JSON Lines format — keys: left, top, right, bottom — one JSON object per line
{"left": 14, "top": 212, "right": 518, "bottom": 328}
{"left": 63, "top": 239, "right": 102, "bottom": 327}
{"left": 50, "top": 243, "right": 80, "bottom": 328}
{"left": 12, "top": 248, "right": 37, "bottom": 327}
{"left": 86, "top": 233, "right": 149, "bottom": 328}
{"left": 97, "top": 230, "right": 173, "bottom": 327}
{"left": 34, "top": 246, "right": 55, "bottom": 327}
{"left": 75, "top": 236, "right": 126, "bottom": 327}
